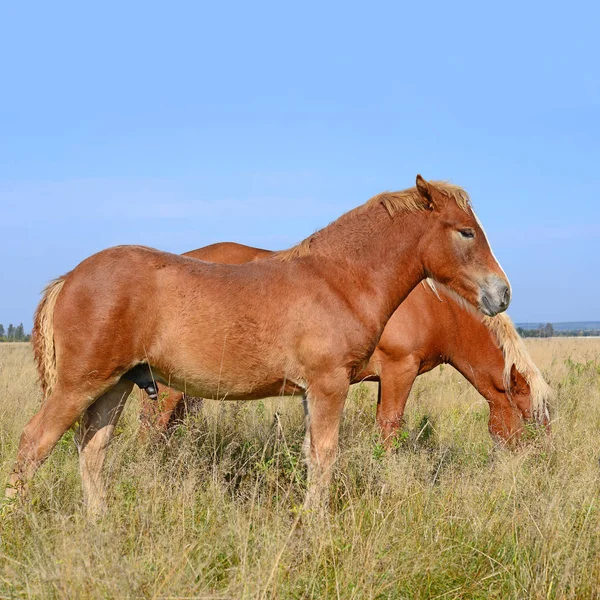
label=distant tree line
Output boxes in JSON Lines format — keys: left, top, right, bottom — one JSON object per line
{"left": 517, "top": 323, "right": 555, "bottom": 338}
{"left": 0, "top": 323, "right": 31, "bottom": 342}
{"left": 517, "top": 324, "right": 600, "bottom": 338}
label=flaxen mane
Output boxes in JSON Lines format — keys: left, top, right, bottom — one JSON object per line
{"left": 274, "top": 235, "right": 314, "bottom": 261}
{"left": 424, "top": 280, "right": 552, "bottom": 423}
{"left": 481, "top": 313, "right": 552, "bottom": 424}
{"left": 364, "top": 181, "right": 471, "bottom": 216}
{"left": 32, "top": 276, "right": 67, "bottom": 399}
{"left": 275, "top": 181, "right": 471, "bottom": 261}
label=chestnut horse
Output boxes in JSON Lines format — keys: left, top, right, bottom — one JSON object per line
{"left": 141, "top": 243, "right": 550, "bottom": 443}
{"left": 8, "top": 176, "right": 511, "bottom": 514}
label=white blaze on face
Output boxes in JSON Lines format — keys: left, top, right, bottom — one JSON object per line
{"left": 472, "top": 208, "right": 511, "bottom": 294}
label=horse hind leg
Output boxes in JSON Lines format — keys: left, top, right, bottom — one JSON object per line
{"left": 140, "top": 385, "right": 187, "bottom": 433}
{"left": 5, "top": 383, "right": 94, "bottom": 502}
{"left": 126, "top": 364, "right": 191, "bottom": 433}
{"left": 76, "top": 380, "right": 133, "bottom": 516}
{"left": 162, "top": 389, "right": 198, "bottom": 429}
{"left": 301, "top": 393, "right": 310, "bottom": 457}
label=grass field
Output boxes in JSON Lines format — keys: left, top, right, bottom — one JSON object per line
{"left": 1, "top": 338, "right": 600, "bottom": 599}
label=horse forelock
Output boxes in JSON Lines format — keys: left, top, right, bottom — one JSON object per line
{"left": 424, "top": 279, "right": 552, "bottom": 423}
{"left": 481, "top": 312, "right": 552, "bottom": 423}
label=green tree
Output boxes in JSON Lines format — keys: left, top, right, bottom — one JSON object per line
{"left": 6, "top": 324, "right": 14, "bottom": 340}
{"left": 0, "top": 324, "right": 4, "bottom": 339}
{"left": 15, "top": 323, "right": 25, "bottom": 341}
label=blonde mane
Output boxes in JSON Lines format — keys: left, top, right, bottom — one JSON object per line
{"left": 364, "top": 181, "right": 471, "bottom": 216}
{"left": 274, "top": 236, "right": 314, "bottom": 261}
{"left": 424, "top": 280, "right": 552, "bottom": 423}
{"left": 274, "top": 180, "right": 471, "bottom": 261}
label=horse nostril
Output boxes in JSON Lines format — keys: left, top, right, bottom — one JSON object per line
{"left": 501, "top": 286, "right": 511, "bottom": 308}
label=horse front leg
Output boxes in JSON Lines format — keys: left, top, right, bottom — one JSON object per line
{"left": 303, "top": 373, "right": 349, "bottom": 513}
{"left": 376, "top": 356, "right": 420, "bottom": 448}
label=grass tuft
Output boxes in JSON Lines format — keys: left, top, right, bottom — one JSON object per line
{"left": 1, "top": 339, "right": 599, "bottom": 598}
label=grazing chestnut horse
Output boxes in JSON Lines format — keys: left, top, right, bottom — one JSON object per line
{"left": 141, "top": 244, "right": 550, "bottom": 443}
{"left": 8, "top": 176, "right": 511, "bottom": 514}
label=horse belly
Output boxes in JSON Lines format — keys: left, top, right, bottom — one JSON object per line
{"left": 153, "top": 367, "right": 302, "bottom": 400}
{"left": 150, "top": 336, "right": 303, "bottom": 400}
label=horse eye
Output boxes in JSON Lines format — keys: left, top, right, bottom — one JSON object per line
{"left": 459, "top": 229, "right": 475, "bottom": 239}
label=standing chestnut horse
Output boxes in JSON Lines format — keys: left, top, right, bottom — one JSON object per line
{"left": 9, "top": 176, "right": 511, "bottom": 513}
{"left": 141, "top": 244, "right": 550, "bottom": 443}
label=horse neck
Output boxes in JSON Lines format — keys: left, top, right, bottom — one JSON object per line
{"left": 437, "top": 298, "right": 508, "bottom": 395}
{"left": 308, "top": 205, "right": 428, "bottom": 326}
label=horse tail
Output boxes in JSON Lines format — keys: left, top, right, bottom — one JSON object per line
{"left": 32, "top": 275, "right": 67, "bottom": 399}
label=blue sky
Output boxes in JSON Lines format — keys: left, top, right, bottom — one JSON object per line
{"left": 1, "top": 1, "right": 598, "bottom": 329}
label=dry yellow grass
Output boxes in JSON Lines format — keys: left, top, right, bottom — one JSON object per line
{"left": 1, "top": 338, "right": 600, "bottom": 599}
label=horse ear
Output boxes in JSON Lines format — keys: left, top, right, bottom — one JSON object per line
{"left": 509, "top": 363, "right": 528, "bottom": 395}
{"left": 416, "top": 174, "right": 435, "bottom": 209}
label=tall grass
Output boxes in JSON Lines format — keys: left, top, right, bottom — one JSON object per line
{"left": 1, "top": 339, "right": 599, "bottom": 599}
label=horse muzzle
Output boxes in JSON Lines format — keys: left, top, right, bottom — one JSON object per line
{"left": 479, "top": 276, "right": 511, "bottom": 316}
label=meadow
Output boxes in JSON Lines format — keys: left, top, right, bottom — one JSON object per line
{"left": 1, "top": 338, "right": 599, "bottom": 599}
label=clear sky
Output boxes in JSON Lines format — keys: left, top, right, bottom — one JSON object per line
{"left": 1, "top": 1, "right": 598, "bottom": 330}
